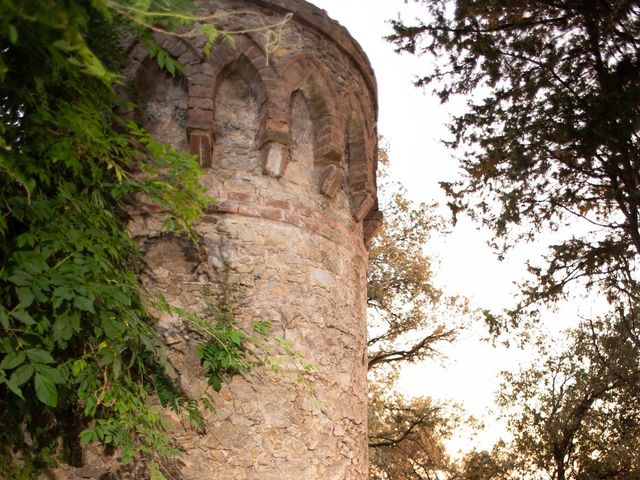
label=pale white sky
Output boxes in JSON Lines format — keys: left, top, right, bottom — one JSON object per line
{"left": 302, "top": 0, "right": 529, "bottom": 454}
{"left": 304, "top": 0, "right": 590, "bottom": 456}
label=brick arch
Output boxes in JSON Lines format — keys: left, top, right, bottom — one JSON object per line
{"left": 278, "top": 53, "right": 343, "bottom": 196}
{"left": 279, "top": 54, "right": 342, "bottom": 163}
{"left": 117, "top": 39, "right": 191, "bottom": 151}
{"left": 341, "top": 90, "right": 377, "bottom": 223}
{"left": 184, "top": 35, "right": 281, "bottom": 170}
{"left": 116, "top": 37, "right": 194, "bottom": 122}
{"left": 209, "top": 53, "right": 268, "bottom": 174}
{"left": 190, "top": 36, "right": 279, "bottom": 128}
{"left": 120, "top": 35, "right": 202, "bottom": 85}
{"left": 213, "top": 53, "right": 268, "bottom": 112}
{"left": 341, "top": 87, "right": 376, "bottom": 149}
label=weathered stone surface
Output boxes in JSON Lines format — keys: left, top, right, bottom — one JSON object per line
{"left": 136, "top": 65, "right": 189, "bottom": 152}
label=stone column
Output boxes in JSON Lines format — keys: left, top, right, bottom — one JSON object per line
{"left": 139, "top": 2, "right": 381, "bottom": 478}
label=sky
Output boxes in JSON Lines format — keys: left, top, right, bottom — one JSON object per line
{"left": 301, "top": 0, "right": 619, "bottom": 457}
{"left": 303, "top": 0, "right": 560, "bottom": 455}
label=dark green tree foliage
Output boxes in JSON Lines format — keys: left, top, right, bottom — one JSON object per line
{"left": 389, "top": 2, "right": 640, "bottom": 478}
{"left": 389, "top": 0, "right": 640, "bottom": 320}
{"left": 0, "top": 1, "right": 250, "bottom": 477}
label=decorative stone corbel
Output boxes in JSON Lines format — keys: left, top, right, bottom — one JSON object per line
{"left": 351, "top": 192, "right": 374, "bottom": 222}
{"left": 363, "top": 210, "right": 383, "bottom": 244}
{"left": 261, "top": 142, "right": 290, "bottom": 178}
{"left": 319, "top": 165, "right": 344, "bottom": 198}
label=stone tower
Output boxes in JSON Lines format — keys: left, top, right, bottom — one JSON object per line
{"left": 72, "top": 1, "right": 380, "bottom": 479}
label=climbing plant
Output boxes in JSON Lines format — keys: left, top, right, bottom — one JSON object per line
{"left": 0, "top": 1, "right": 275, "bottom": 477}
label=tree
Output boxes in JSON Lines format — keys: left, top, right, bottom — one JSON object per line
{"left": 452, "top": 444, "right": 518, "bottom": 480}
{"left": 0, "top": 2, "right": 266, "bottom": 477}
{"left": 494, "top": 326, "right": 640, "bottom": 480}
{"left": 367, "top": 145, "right": 469, "bottom": 479}
{"left": 389, "top": 0, "right": 640, "bottom": 323}
{"left": 369, "top": 375, "right": 460, "bottom": 480}
{"left": 388, "top": 4, "right": 640, "bottom": 476}
{"left": 367, "top": 143, "right": 465, "bottom": 370}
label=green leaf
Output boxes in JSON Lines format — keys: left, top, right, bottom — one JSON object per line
{"left": 10, "top": 363, "right": 34, "bottom": 387}
{"left": 52, "top": 314, "right": 74, "bottom": 342}
{"left": 72, "top": 359, "right": 87, "bottom": 377}
{"left": 111, "top": 290, "right": 131, "bottom": 306}
{"left": 53, "top": 285, "right": 73, "bottom": 308}
{"left": 34, "top": 373, "right": 58, "bottom": 407}
{"left": 74, "top": 296, "right": 95, "bottom": 313}
{"left": 208, "top": 373, "right": 222, "bottom": 392}
{"left": 112, "top": 355, "right": 121, "bottom": 379}
{"left": 252, "top": 320, "right": 271, "bottom": 336}
{"left": 166, "top": 58, "right": 176, "bottom": 75}
{"left": 149, "top": 461, "right": 167, "bottom": 480}
{"left": 11, "top": 309, "right": 35, "bottom": 325}
{"left": 228, "top": 330, "right": 243, "bottom": 347}
{"left": 52, "top": 39, "right": 77, "bottom": 52}
{"left": 8, "top": 25, "right": 18, "bottom": 45}
{"left": 34, "top": 363, "right": 65, "bottom": 384}
{"left": 26, "top": 349, "right": 55, "bottom": 364}
{"left": 15, "top": 232, "right": 35, "bottom": 248}
{"left": 0, "top": 307, "right": 8, "bottom": 329}
{"left": 98, "top": 347, "right": 114, "bottom": 366}
{"left": 0, "top": 351, "right": 26, "bottom": 370}
{"left": 157, "top": 50, "right": 166, "bottom": 69}
{"left": 17, "top": 287, "right": 35, "bottom": 308}
{"left": 5, "top": 378, "right": 24, "bottom": 400}
{"left": 103, "top": 317, "right": 125, "bottom": 339}
{"left": 79, "top": 428, "right": 98, "bottom": 446}
{"left": 8, "top": 271, "right": 32, "bottom": 286}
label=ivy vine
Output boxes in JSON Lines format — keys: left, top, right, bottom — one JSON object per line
{"left": 0, "top": 1, "right": 269, "bottom": 477}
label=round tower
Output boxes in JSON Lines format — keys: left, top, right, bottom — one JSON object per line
{"left": 128, "top": 1, "right": 380, "bottom": 479}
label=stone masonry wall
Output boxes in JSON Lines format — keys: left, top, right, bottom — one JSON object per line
{"left": 48, "top": 1, "right": 381, "bottom": 479}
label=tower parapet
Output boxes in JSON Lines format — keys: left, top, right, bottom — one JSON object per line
{"left": 125, "top": 0, "right": 381, "bottom": 242}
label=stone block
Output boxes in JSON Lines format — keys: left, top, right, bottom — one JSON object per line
{"left": 319, "top": 164, "right": 343, "bottom": 198}
{"left": 351, "top": 192, "right": 374, "bottom": 222}
{"left": 364, "top": 209, "right": 383, "bottom": 244}
{"left": 261, "top": 142, "right": 290, "bottom": 178}
{"left": 187, "top": 108, "right": 213, "bottom": 130}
